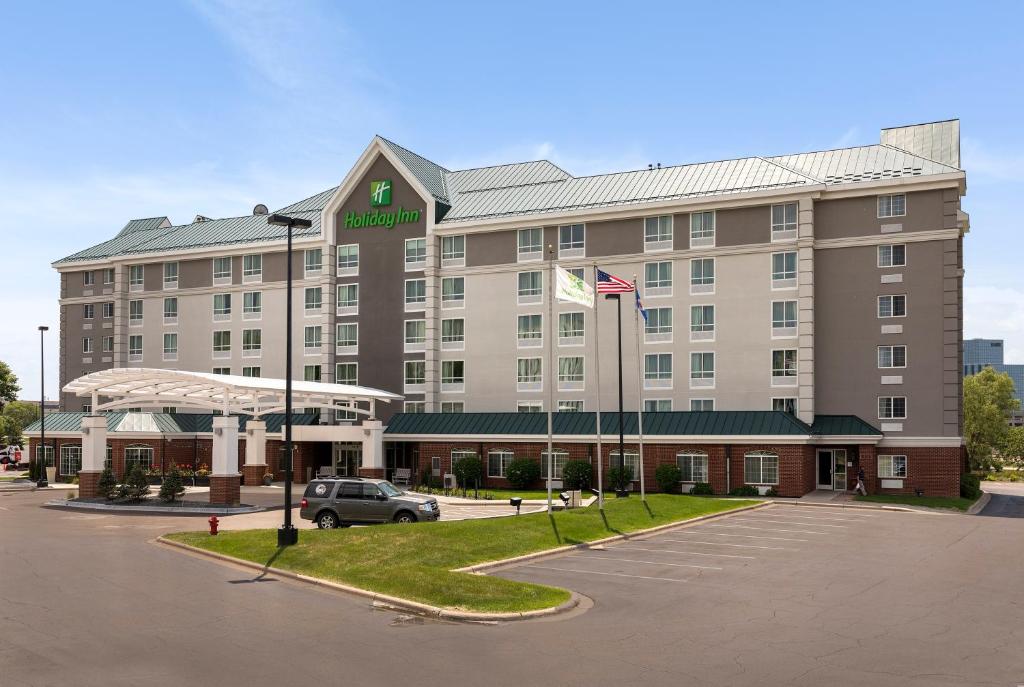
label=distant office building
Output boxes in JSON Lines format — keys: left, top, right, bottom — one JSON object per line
{"left": 964, "top": 338, "right": 1024, "bottom": 426}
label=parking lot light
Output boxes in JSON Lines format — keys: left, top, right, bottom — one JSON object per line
{"left": 36, "top": 326, "right": 49, "bottom": 489}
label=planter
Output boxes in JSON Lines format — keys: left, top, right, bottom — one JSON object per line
{"left": 146, "top": 476, "right": 163, "bottom": 485}
{"left": 262, "top": 475, "right": 274, "bottom": 486}
{"left": 193, "top": 476, "right": 210, "bottom": 487}
{"left": 45, "top": 467, "right": 56, "bottom": 483}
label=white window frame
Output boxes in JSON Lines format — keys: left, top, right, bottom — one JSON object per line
{"left": 302, "top": 325, "right": 320, "bottom": 356}
{"left": 645, "top": 306, "right": 673, "bottom": 344}
{"left": 128, "top": 299, "right": 143, "bottom": 327}
{"left": 516, "top": 357, "right": 542, "bottom": 392}
{"left": 404, "top": 401, "right": 426, "bottom": 414}
{"left": 60, "top": 445, "right": 82, "bottom": 477}
{"left": 877, "top": 193, "right": 906, "bottom": 218}
{"left": 689, "top": 398, "right": 714, "bottom": 411}
{"left": 643, "top": 215, "right": 673, "bottom": 252}
{"left": 878, "top": 345, "right": 908, "bottom": 369}
{"left": 541, "top": 449, "right": 569, "bottom": 481}
{"left": 558, "top": 400, "right": 584, "bottom": 412}
{"left": 772, "top": 397, "right": 798, "bottom": 415}
{"left": 558, "top": 223, "right": 585, "bottom": 258}
{"left": 440, "top": 401, "right": 465, "bottom": 414}
{"left": 404, "top": 319, "right": 426, "bottom": 353}
{"left": 102, "top": 268, "right": 115, "bottom": 285}
{"left": 690, "top": 258, "right": 715, "bottom": 295}
{"left": 212, "top": 330, "right": 231, "bottom": 359}
{"left": 487, "top": 449, "right": 515, "bottom": 478}
{"left": 336, "top": 323, "right": 358, "bottom": 356}
{"left": 771, "top": 349, "right": 798, "bottom": 386}
{"left": 441, "top": 276, "right": 465, "bottom": 310}
{"left": 878, "top": 454, "right": 908, "bottom": 479}
{"left": 336, "top": 283, "right": 358, "bottom": 316}
{"left": 128, "top": 334, "right": 143, "bottom": 362}
{"left": 304, "top": 248, "right": 323, "bottom": 277}
{"left": 441, "top": 235, "right": 466, "bottom": 268}
{"left": 83, "top": 303, "right": 94, "bottom": 320}
{"left": 242, "top": 366, "right": 262, "bottom": 378}
{"left": 644, "top": 261, "right": 672, "bottom": 298}
{"left": 163, "top": 262, "right": 179, "bottom": 290}
{"left": 677, "top": 452, "right": 709, "bottom": 483}
{"left": 102, "top": 335, "right": 114, "bottom": 353}
{"left": 335, "top": 362, "right": 358, "bottom": 386}
{"left": 744, "top": 451, "right": 779, "bottom": 485}
{"left": 242, "top": 291, "right": 262, "bottom": 321}
{"left": 644, "top": 399, "right": 672, "bottom": 412}
{"left": 163, "top": 297, "right": 178, "bottom": 325}
{"left": 84, "top": 271, "right": 95, "bottom": 287}
{"left": 689, "top": 351, "right": 714, "bottom": 389}
{"left": 517, "top": 313, "right": 543, "bottom": 349}
{"left": 162, "top": 332, "right": 178, "bottom": 361}
{"left": 404, "top": 278, "right": 426, "bottom": 312}
{"left": 82, "top": 337, "right": 94, "bottom": 354}
{"left": 645, "top": 352, "right": 674, "bottom": 390}
{"left": 878, "top": 396, "right": 907, "bottom": 420}
{"left": 441, "top": 318, "right": 465, "bottom": 351}
{"left": 212, "top": 257, "right": 232, "bottom": 285}
{"left": 689, "top": 304, "right": 714, "bottom": 343}
{"left": 557, "top": 356, "right": 584, "bottom": 392}
{"left": 517, "top": 270, "right": 543, "bottom": 305}
{"left": 304, "top": 287, "right": 322, "bottom": 316}
{"left": 689, "top": 211, "right": 715, "bottom": 248}
{"left": 770, "top": 202, "right": 798, "bottom": 241}
{"left": 242, "top": 254, "right": 263, "bottom": 283}
{"left": 441, "top": 360, "right": 465, "bottom": 393}
{"left": 517, "top": 401, "right": 543, "bottom": 413}
{"left": 129, "top": 265, "right": 144, "bottom": 291}
{"left": 878, "top": 294, "right": 907, "bottom": 318}
{"left": 517, "top": 227, "right": 543, "bottom": 262}
{"left": 405, "top": 238, "right": 427, "bottom": 271}
{"left": 404, "top": 361, "right": 426, "bottom": 392}
{"left": 771, "top": 300, "right": 798, "bottom": 339}
{"left": 609, "top": 450, "right": 640, "bottom": 482}
{"left": 336, "top": 244, "right": 359, "bottom": 277}
{"left": 771, "top": 251, "right": 797, "bottom": 290}
{"left": 878, "top": 244, "right": 907, "bottom": 268}
{"left": 558, "top": 311, "right": 585, "bottom": 347}
{"left": 102, "top": 301, "right": 114, "bottom": 318}
{"left": 212, "top": 293, "right": 231, "bottom": 322}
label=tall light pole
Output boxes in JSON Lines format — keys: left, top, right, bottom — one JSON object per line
{"left": 37, "top": 326, "right": 49, "bottom": 488}
{"left": 267, "top": 213, "right": 313, "bottom": 547}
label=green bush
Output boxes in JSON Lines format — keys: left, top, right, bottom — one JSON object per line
{"left": 606, "top": 466, "right": 634, "bottom": 492}
{"left": 159, "top": 466, "right": 186, "bottom": 503}
{"left": 506, "top": 458, "right": 540, "bottom": 489}
{"left": 960, "top": 472, "right": 982, "bottom": 500}
{"left": 561, "top": 460, "right": 592, "bottom": 490}
{"left": 117, "top": 464, "right": 150, "bottom": 502}
{"left": 690, "top": 482, "right": 714, "bottom": 496}
{"left": 452, "top": 456, "right": 483, "bottom": 493}
{"left": 654, "top": 464, "right": 682, "bottom": 494}
{"left": 729, "top": 485, "right": 760, "bottom": 497}
{"left": 765, "top": 486, "right": 779, "bottom": 497}
{"left": 28, "top": 457, "right": 39, "bottom": 481}
{"left": 96, "top": 467, "right": 117, "bottom": 500}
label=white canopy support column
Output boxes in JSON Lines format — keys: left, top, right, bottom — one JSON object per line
{"left": 78, "top": 415, "right": 107, "bottom": 499}
{"left": 242, "top": 420, "right": 267, "bottom": 486}
{"left": 358, "top": 420, "right": 385, "bottom": 479}
{"left": 211, "top": 415, "right": 240, "bottom": 505}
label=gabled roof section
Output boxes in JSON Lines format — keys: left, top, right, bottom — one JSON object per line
{"left": 116, "top": 217, "right": 171, "bottom": 237}
{"left": 766, "top": 144, "right": 960, "bottom": 186}
{"left": 377, "top": 136, "right": 450, "bottom": 203}
{"left": 809, "top": 415, "right": 882, "bottom": 436}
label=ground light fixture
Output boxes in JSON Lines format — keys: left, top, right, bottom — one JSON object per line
{"left": 559, "top": 491, "right": 571, "bottom": 508}
{"left": 266, "top": 213, "right": 313, "bottom": 547}
{"left": 36, "top": 325, "right": 48, "bottom": 488}
{"left": 510, "top": 497, "right": 522, "bottom": 515}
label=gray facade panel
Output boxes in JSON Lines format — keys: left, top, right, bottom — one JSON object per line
{"left": 179, "top": 258, "right": 212, "bottom": 290}
{"left": 465, "top": 230, "right": 517, "bottom": 267}
{"left": 814, "top": 189, "right": 946, "bottom": 240}
{"left": 585, "top": 217, "right": 643, "bottom": 257}
{"left": 717, "top": 205, "right": 770, "bottom": 247}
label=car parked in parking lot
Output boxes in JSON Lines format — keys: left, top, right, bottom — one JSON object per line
{"left": 300, "top": 477, "right": 440, "bottom": 528}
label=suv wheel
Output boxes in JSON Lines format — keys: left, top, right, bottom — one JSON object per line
{"left": 393, "top": 511, "right": 417, "bottom": 524}
{"left": 316, "top": 511, "right": 339, "bottom": 529}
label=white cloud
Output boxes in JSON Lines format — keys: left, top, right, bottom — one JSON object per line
{"left": 965, "top": 285, "right": 1024, "bottom": 362}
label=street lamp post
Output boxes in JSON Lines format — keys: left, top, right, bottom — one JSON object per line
{"left": 37, "top": 326, "right": 49, "bottom": 488}
{"left": 267, "top": 213, "right": 313, "bottom": 547}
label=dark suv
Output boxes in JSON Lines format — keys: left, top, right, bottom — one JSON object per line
{"left": 299, "top": 478, "right": 440, "bottom": 528}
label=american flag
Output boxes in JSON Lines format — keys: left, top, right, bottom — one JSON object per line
{"left": 596, "top": 268, "right": 634, "bottom": 294}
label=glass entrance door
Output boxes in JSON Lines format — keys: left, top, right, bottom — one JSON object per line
{"left": 832, "top": 449, "right": 848, "bottom": 491}
{"left": 333, "top": 443, "right": 361, "bottom": 476}
{"left": 817, "top": 450, "right": 833, "bottom": 489}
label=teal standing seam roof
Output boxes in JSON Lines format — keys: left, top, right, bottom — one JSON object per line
{"left": 24, "top": 412, "right": 319, "bottom": 435}
{"left": 809, "top": 415, "right": 882, "bottom": 436}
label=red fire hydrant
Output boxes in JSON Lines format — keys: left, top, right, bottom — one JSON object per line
{"left": 208, "top": 516, "right": 219, "bottom": 536}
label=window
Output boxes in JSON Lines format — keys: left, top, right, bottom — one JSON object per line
{"left": 878, "top": 345, "right": 907, "bottom": 368}
{"left": 84, "top": 271, "right": 95, "bottom": 287}
{"left": 335, "top": 284, "right": 358, "bottom": 316}
{"left": 646, "top": 307, "right": 673, "bottom": 342}
{"left": 644, "top": 215, "right": 673, "bottom": 250}
{"left": 242, "top": 329, "right": 263, "bottom": 356}
{"left": 124, "top": 445, "right": 154, "bottom": 471}
{"left": 405, "top": 361, "right": 426, "bottom": 386}
{"left": 878, "top": 396, "right": 907, "bottom": 420}
{"left": 163, "top": 262, "right": 178, "bottom": 288}
{"left": 405, "top": 279, "right": 426, "bottom": 310}
{"left": 242, "top": 366, "right": 261, "bottom": 378}
{"left": 243, "top": 291, "right": 262, "bottom": 319}
{"left": 540, "top": 449, "right": 569, "bottom": 480}
{"left": 404, "top": 401, "right": 426, "bottom": 413}
{"left": 877, "top": 193, "right": 906, "bottom": 218}
{"left": 337, "top": 244, "right": 359, "bottom": 275}
{"left": 304, "top": 248, "right": 322, "bottom": 276}
{"left": 517, "top": 401, "right": 542, "bottom": 413}
{"left": 645, "top": 399, "right": 671, "bottom": 411}
{"left": 558, "top": 356, "right": 584, "bottom": 388}
{"left": 677, "top": 452, "right": 708, "bottom": 483}
{"left": 442, "top": 360, "right": 465, "bottom": 388}
{"left": 102, "top": 336, "right": 113, "bottom": 353}
{"left": 451, "top": 450, "right": 477, "bottom": 475}
{"left": 57, "top": 445, "right": 80, "bottom": 476}
{"left": 335, "top": 363, "right": 357, "bottom": 385}
{"left": 517, "top": 357, "right": 542, "bottom": 390}
{"left": 689, "top": 352, "right": 713, "bottom": 388}
{"left": 213, "top": 257, "right": 231, "bottom": 282}
{"left": 771, "top": 202, "right": 798, "bottom": 239}
{"left": 558, "top": 400, "right": 584, "bottom": 412}
{"left": 129, "top": 265, "right": 144, "bottom": 290}
{"left": 645, "top": 353, "right": 673, "bottom": 389}
{"left": 336, "top": 323, "right": 358, "bottom": 352}
{"left": 772, "top": 397, "right": 797, "bottom": 414}
{"left": 303, "top": 365, "right": 321, "bottom": 382}
{"left": 558, "top": 223, "right": 585, "bottom": 257}
{"left": 744, "top": 451, "right": 778, "bottom": 485}
{"left": 404, "top": 320, "right": 426, "bottom": 351}
{"left": 772, "top": 251, "right": 797, "bottom": 288}
{"left": 441, "top": 276, "right": 464, "bottom": 308}
{"left": 518, "top": 228, "right": 543, "bottom": 260}
{"left": 441, "top": 401, "right": 464, "bottom": 413}
{"left": 690, "top": 258, "right": 715, "bottom": 294}
{"left": 213, "top": 293, "right": 231, "bottom": 320}
{"left": 128, "top": 334, "right": 143, "bottom": 361}
{"left": 304, "top": 287, "right": 322, "bottom": 314}
{"left": 83, "top": 304, "right": 94, "bottom": 320}
{"left": 772, "top": 301, "right": 798, "bottom": 334}
{"left": 35, "top": 444, "right": 54, "bottom": 467}
{"left": 82, "top": 404, "right": 92, "bottom": 414}
{"left": 212, "top": 330, "right": 231, "bottom": 356}
{"left": 690, "top": 211, "right": 715, "bottom": 246}
{"left": 212, "top": 367, "right": 231, "bottom": 375}
{"left": 441, "top": 318, "right": 464, "bottom": 350}
{"left": 772, "top": 349, "right": 798, "bottom": 383}
{"left": 82, "top": 337, "right": 93, "bottom": 354}
{"left": 102, "top": 302, "right": 114, "bottom": 318}
{"left": 690, "top": 399, "right": 714, "bottom": 411}
{"left": 488, "top": 449, "right": 514, "bottom": 478}
{"left": 518, "top": 271, "right": 543, "bottom": 304}
{"left": 517, "top": 314, "right": 543, "bottom": 347}
{"left": 558, "top": 312, "right": 585, "bottom": 345}
{"left": 441, "top": 235, "right": 465, "bottom": 265}
{"left": 878, "top": 455, "right": 908, "bottom": 479}
{"left": 878, "top": 244, "right": 906, "bottom": 267}
{"left": 243, "top": 254, "right": 262, "bottom": 280}
{"left": 878, "top": 295, "right": 907, "bottom": 318}
{"left": 163, "top": 297, "right": 178, "bottom": 323}
{"left": 609, "top": 450, "right": 640, "bottom": 482}
{"left": 644, "top": 261, "right": 672, "bottom": 296}
{"left": 163, "top": 333, "right": 178, "bottom": 360}
{"left": 103, "top": 268, "right": 115, "bottom": 285}
{"left": 405, "top": 238, "right": 426, "bottom": 269}
{"left": 128, "top": 299, "right": 143, "bottom": 325}
{"left": 690, "top": 305, "right": 714, "bottom": 341}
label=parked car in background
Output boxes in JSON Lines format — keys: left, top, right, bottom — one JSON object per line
{"left": 0, "top": 446, "right": 24, "bottom": 468}
{"left": 300, "top": 477, "right": 440, "bottom": 528}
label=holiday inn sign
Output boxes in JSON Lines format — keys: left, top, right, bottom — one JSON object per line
{"left": 344, "top": 178, "right": 422, "bottom": 229}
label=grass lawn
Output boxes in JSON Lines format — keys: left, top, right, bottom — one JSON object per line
{"left": 0, "top": 472, "right": 28, "bottom": 482}
{"left": 167, "top": 494, "right": 755, "bottom": 613}
{"left": 854, "top": 494, "right": 977, "bottom": 511}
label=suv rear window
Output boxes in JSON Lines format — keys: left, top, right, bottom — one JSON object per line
{"left": 338, "top": 482, "right": 363, "bottom": 499}
{"left": 303, "top": 482, "right": 335, "bottom": 498}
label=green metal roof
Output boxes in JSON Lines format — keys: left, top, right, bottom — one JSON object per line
{"left": 384, "top": 411, "right": 813, "bottom": 437}
{"left": 24, "top": 412, "right": 318, "bottom": 435}
{"left": 378, "top": 136, "right": 450, "bottom": 202}
{"left": 115, "top": 217, "right": 171, "bottom": 237}
{"left": 810, "top": 415, "right": 881, "bottom": 436}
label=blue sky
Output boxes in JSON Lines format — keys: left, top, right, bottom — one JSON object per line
{"left": 1, "top": 0, "right": 1021, "bottom": 400}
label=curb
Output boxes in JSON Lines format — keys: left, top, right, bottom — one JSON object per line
{"left": 967, "top": 491, "right": 992, "bottom": 516}
{"left": 155, "top": 536, "right": 579, "bottom": 622}
{"left": 46, "top": 500, "right": 264, "bottom": 516}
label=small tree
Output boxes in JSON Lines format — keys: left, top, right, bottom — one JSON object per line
{"left": 506, "top": 458, "right": 540, "bottom": 489}
{"left": 96, "top": 467, "right": 117, "bottom": 500}
{"left": 159, "top": 466, "right": 185, "bottom": 503}
{"left": 655, "top": 464, "right": 683, "bottom": 494}
{"left": 607, "top": 465, "right": 634, "bottom": 492}
{"left": 452, "top": 455, "right": 483, "bottom": 496}
{"left": 1002, "top": 426, "right": 1024, "bottom": 469}
{"left": 964, "top": 368, "right": 1020, "bottom": 470}
{"left": 1, "top": 401, "right": 39, "bottom": 445}
{"left": 0, "top": 361, "right": 20, "bottom": 411}
{"left": 561, "top": 460, "right": 592, "bottom": 491}
{"left": 118, "top": 464, "right": 150, "bottom": 502}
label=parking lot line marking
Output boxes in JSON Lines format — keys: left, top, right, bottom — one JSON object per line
{"left": 770, "top": 506, "right": 875, "bottom": 518}
{"left": 681, "top": 530, "right": 809, "bottom": 542}
{"left": 658, "top": 537, "right": 795, "bottom": 550}
{"left": 577, "top": 555, "right": 722, "bottom": 571}
{"left": 622, "top": 546, "right": 755, "bottom": 559}
{"left": 529, "top": 566, "right": 689, "bottom": 582}
{"left": 731, "top": 517, "right": 847, "bottom": 528}
{"left": 756, "top": 512, "right": 866, "bottom": 523}
{"left": 709, "top": 524, "right": 827, "bottom": 535}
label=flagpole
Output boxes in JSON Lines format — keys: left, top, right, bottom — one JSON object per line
{"left": 633, "top": 276, "right": 646, "bottom": 503}
{"left": 592, "top": 264, "right": 604, "bottom": 510}
{"left": 545, "top": 244, "right": 555, "bottom": 514}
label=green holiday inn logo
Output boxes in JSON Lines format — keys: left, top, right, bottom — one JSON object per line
{"left": 369, "top": 179, "right": 392, "bottom": 207}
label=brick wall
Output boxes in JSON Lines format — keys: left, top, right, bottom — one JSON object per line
{"left": 863, "top": 445, "right": 962, "bottom": 497}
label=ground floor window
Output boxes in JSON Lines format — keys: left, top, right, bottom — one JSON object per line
{"left": 540, "top": 449, "right": 569, "bottom": 480}
{"left": 488, "top": 449, "right": 514, "bottom": 478}
{"left": 105, "top": 445, "right": 112, "bottom": 470}
{"left": 744, "top": 451, "right": 778, "bottom": 485}
{"left": 878, "top": 454, "right": 907, "bottom": 479}
{"left": 677, "top": 452, "right": 708, "bottom": 483}
{"left": 35, "top": 445, "right": 54, "bottom": 466}
{"left": 609, "top": 450, "right": 640, "bottom": 481}
{"left": 60, "top": 445, "right": 82, "bottom": 475}
{"left": 451, "top": 449, "right": 477, "bottom": 469}
{"left": 125, "top": 445, "right": 154, "bottom": 471}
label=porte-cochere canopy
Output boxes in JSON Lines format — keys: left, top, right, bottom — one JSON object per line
{"left": 63, "top": 368, "right": 403, "bottom": 417}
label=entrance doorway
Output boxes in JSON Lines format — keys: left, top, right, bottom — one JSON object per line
{"left": 333, "top": 442, "right": 361, "bottom": 476}
{"left": 816, "top": 449, "right": 848, "bottom": 491}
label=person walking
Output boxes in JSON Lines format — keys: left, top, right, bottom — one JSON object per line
{"left": 854, "top": 467, "right": 867, "bottom": 495}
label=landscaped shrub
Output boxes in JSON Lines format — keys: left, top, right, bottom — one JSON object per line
{"left": 159, "top": 466, "right": 186, "bottom": 503}
{"left": 960, "top": 472, "right": 982, "bottom": 500}
{"left": 562, "top": 460, "right": 592, "bottom": 491}
{"left": 606, "top": 466, "right": 634, "bottom": 492}
{"left": 654, "top": 464, "right": 683, "bottom": 494}
{"left": 729, "top": 485, "right": 760, "bottom": 497}
{"left": 765, "top": 486, "right": 779, "bottom": 497}
{"left": 118, "top": 464, "right": 151, "bottom": 502}
{"left": 452, "top": 456, "right": 483, "bottom": 494}
{"left": 690, "top": 482, "right": 714, "bottom": 496}
{"left": 96, "top": 467, "right": 117, "bottom": 500}
{"left": 506, "top": 458, "right": 540, "bottom": 489}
